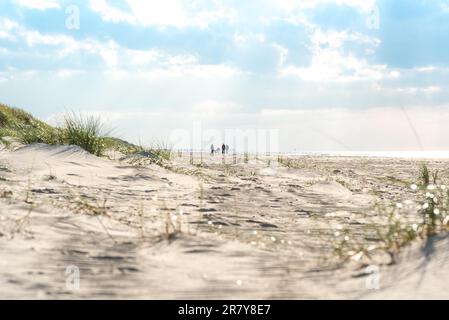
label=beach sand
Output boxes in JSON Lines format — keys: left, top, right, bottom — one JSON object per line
{"left": 0, "top": 143, "right": 448, "bottom": 299}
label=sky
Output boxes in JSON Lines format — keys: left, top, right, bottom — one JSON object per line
{"left": 1, "top": 0, "right": 449, "bottom": 152}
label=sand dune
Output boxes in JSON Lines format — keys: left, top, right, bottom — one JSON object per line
{"left": 1, "top": 144, "right": 448, "bottom": 299}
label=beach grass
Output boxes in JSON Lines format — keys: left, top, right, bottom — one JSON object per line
{"left": 114, "top": 139, "right": 173, "bottom": 166}
{"left": 333, "top": 164, "right": 449, "bottom": 264}
{"left": 420, "top": 163, "right": 430, "bottom": 186}
{"left": 60, "top": 112, "right": 107, "bottom": 156}
{"left": 0, "top": 104, "right": 58, "bottom": 144}
{"left": 0, "top": 103, "right": 118, "bottom": 156}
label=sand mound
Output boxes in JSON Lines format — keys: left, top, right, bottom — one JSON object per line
{"left": 308, "top": 181, "right": 352, "bottom": 198}
{"left": 16, "top": 143, "right": 88, "bottom": 154}
{"left": 14, "top": 143, "right": 91, "bottom": 161}
{"left": 119, "top": 150, "right": 160, "bottom": 161}
{"left": 6, "top": 144, "right": 97, "bottom": 172}
{"left": 258, "top": 167, "right": 277, "bottom": 176}
{"left": 364, "top": 234, "right": 449, "bottom": 299}
{"left": 0, "top": 144, "right": 113, "bottom": 186}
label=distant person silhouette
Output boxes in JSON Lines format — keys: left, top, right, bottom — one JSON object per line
{"left": 222, "top": 144, "right": 226, "bottom": 154}
{"left": 225, "top": 144, "right": 229, "bottom": 154}
{"left": 211, "top": 144, "right": 214, "bottom": 155}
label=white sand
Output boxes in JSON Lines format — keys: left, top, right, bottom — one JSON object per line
{"left": 0, "top": 144, "right": 448, "bottom": 299}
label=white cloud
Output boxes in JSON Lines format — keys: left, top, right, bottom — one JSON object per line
{"left": 104, "top": 64, "right": 243, "bottom": 80}
{"left": 89, "top": 0, "right": 135, "bottom": 23}
{"left": 441, "top": 1, "right": 449, "bottom": 13}
{"left": 271, "top": 0, "right": 377, "bottom": 13}
{"left": 0, "top": 30, "right": 13, "bottom": 40}
{"left": 10, "top": 23, "right": 121, "bottom": 67}
{"left": 233, "top": 32, "right": 266, "bottom": 44}
{"left": 89, "top": 0, "right": 237, "bottom": 28}
{"left": 279, "top": 29, "right": 395, "bottom": 82}
{"left": 89, "top": 0, "right": 376, "bottom": 29}
{"left": 380, "top": 86, "right": 441, "bottom": 94}
{"left": 0, "top": 47, "right": 8, "bottom": 54}
{"left": 113, "top": 49, "right": 241, "bottom": 78}
{"left": 14, "top": 0, "right": 60, "bottom": 10}
{"left": 0, "top": 18, "right": 19, "bottom": 41}
{"left": 127, "top": 0, "right": 188, "bottom": 27}
{"left": 98, "top": 43, "right": 119, "bottom": 67}
{"left": 0, "top": 18, "right": 246, "bottom": 80}
{"left": 165, "top": 54, "right": 198, "bottom": 66}
{"left": 415, "top": 66, "right": 438, "bottom": 73}
{"left": 280, "top": 55, "right": 397, "bottom": 82}
{"left": 126, "top": 49, "right": 160, "bottom": 66}
{"left": 413, "top": 65, "right": 449, "bottom": 74}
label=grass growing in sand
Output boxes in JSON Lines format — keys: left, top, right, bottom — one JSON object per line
{"left": 277, "top": 156, "right": 305, "bottom": 169}
{"left": 162, "top": 210, "right": 183, "bottom": 241}
{"left": 122, "top": 146, "right": 173, "bottom": 168}
{"left": 0, "top": 104, "right": 58, "bottom": 146}
{"left": 60, "top": 112, "right": 108, "bottom": 156}
{"left": 0, "top": 103, "right": 173, "bottom": 159}
{"left": 0, "top": 104, "right": 109, "bottom": 155}
{"left": 138, "top": 141, "right": 173, "bottom": 162}
{"left": 334, "top": 164, "right": 449, "bottom": 264}
{"left": 420, "top": 163, "right": 430, "bottom": 186}
{"left": 108, "top": 137, "right": 173, "bottom": 167}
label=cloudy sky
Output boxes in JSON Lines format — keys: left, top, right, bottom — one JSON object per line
{"left": 1, "top": 0, "right": 449, "bottom": 152}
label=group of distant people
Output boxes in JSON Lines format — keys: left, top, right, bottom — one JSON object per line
{"left": 211, "top": 144, "right": 229, "bottom": 155}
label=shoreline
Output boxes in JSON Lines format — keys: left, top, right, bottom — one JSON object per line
{"left": 172, "top": 150, "right": 449, "bottom": 160}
